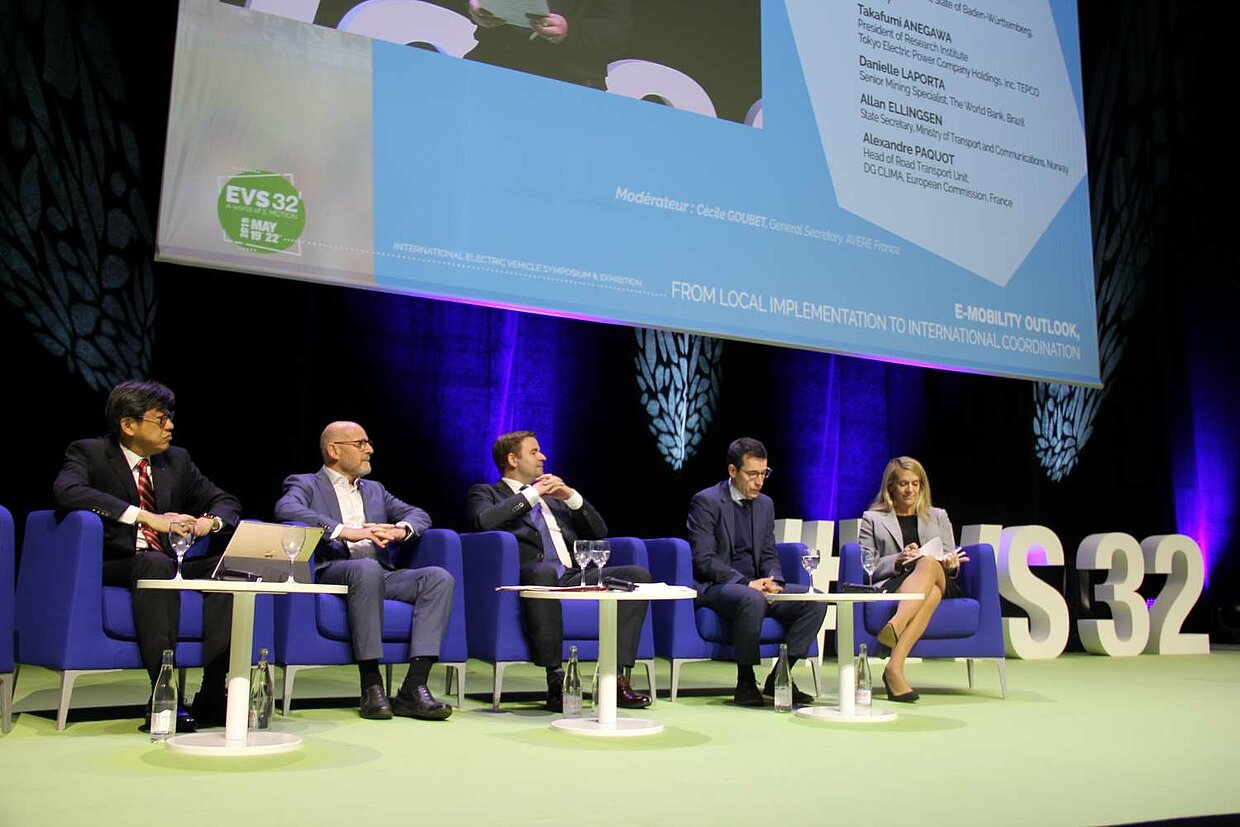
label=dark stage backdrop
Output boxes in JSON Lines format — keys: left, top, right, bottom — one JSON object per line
{"left": 1, "top": 1, "right": 1236, "bottom": 637}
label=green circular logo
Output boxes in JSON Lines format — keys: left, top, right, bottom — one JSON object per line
{"left": 217, "top": 171, "right": 306, "bottom": 254}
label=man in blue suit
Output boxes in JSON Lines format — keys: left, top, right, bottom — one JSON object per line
{"left": 687, "top": 437, "right": 826, "bottom": 706}
{"left": 274, "top": 421, "right": 453, "bottom": 721}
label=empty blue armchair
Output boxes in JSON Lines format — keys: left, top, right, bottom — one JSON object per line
{"left": 15, "top": 510, "right": 275, "bottom": 729}
{"left": 460, "top": 532, "right": 655, "bottom": 708}
{"left": 645, "top": 538, "right": 821, "bottom": 701}
{"left": 1, "top": 506, "right": 14, "bottom": 733}
{"left": 273, "top": 528, "right": 468, "bottom": 713}
{"left": 839, "top": 541, "right": 1006, "bottom": 696}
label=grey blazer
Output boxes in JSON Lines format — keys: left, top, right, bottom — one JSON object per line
{"left": 858, "top": 507, "right": 955, "bottom": 584}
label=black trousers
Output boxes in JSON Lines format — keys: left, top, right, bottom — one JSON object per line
{"left": 518, "top": 562, "right": 651, "bottom": 668}
{"left": 102, "top": 551, "right": 232, "bottom": 687}
{"left": 696, "top": 582, "right": 826, "bottom": 666}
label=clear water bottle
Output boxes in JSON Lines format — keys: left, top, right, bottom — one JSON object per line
{"left": 150, "top": 648, "right": 177, "bottom": 742}
{"left": 773, "top": 643, "right": 793, "bottom": 712}
{"left": 249, "top": 648, "right": 274, "bottom": 730}
{"left": 855, "top": 643, "right": 873, "bottom": 710}
{"left": 563, "top": 646, "right": 583, "bottom": 717}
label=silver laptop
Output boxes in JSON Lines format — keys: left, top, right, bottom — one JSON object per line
{"left": 210, "top": 521, "right": 324, "bottom": 582}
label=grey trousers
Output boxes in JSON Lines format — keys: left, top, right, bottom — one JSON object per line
{"left": 318, "top": 558, "right": 454, "bottom": 661}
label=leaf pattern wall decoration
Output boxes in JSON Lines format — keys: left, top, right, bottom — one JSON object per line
{"left": 635, "top": 328, "right": 723, "bottom": 470}
{"left": 0, "top": 0, "right": 155, "bottom": 392}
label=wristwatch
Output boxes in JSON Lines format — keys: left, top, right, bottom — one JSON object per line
{"left": 202, "top": 513, "right": 224, "bottom": 533}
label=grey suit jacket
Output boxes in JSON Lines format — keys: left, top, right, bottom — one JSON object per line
{"left": 858, "top": 507, "right": 955, "bottom": 584}
{"left": 273, "top": 468, "right": 431, "bottom": 570}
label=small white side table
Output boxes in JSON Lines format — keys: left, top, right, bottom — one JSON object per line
{"left": 137, "top": 579, "right": 347, "bottom": 755}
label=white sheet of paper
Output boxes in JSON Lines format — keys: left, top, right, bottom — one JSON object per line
{"left": 919, "top": 536, "right": 946, "bottom": 560}
{"left": 479, "top": 0, "right": 552, "bottom": 28}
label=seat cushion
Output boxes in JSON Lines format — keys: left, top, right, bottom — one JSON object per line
{"left": 562, "top": 603, "right": 599, "bottom": 639}
{"left": 695, "top": 608, "right": 787, "bottom": 644}
{"left": 863, "top": 598, "right": 981, "bottom": 639}
{"left": 315, "top": 594, "right": 415, "bottom": 642}
{"left": 102, "top": 586, "right": 204, "bottom": 640}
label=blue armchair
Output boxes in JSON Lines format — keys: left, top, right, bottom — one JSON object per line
{"left": 460, "top": 532, "right": 655, "bottom": 708}
{"left": 273, "top": 528, "right": 468, "bottom": 713}
{"left": 15, "top": 510, "right": 275, "bottom": 729}
{"left": 645, "top": 538, "right": 821, "bottom": 701}
{"left": 1, "top": 506, "right": 14, "bottom": 733}
{"left": 839, "top": 542, "right": 1006, "bottom": 697}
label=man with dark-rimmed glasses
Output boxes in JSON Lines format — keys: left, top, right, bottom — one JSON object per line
{"left": 53, "top": 379, "right": 240, "bottom": 732}
{"left": 687, "top": 437, "right": 826, "bottom": 706}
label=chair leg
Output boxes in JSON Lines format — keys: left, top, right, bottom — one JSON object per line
{"left": 57, "top": 670, "right": 87, "bottom": 731}
{"left": 492, "top": 662, "right": 509, "bottom": 709}
{"left": 637, "top": 659, "right": 657, "bottom": 704}
{"left": 0, "top": 672, "right": 13, "bottom": 734}
{"left": 177, "top": 667, "right": 188, "bottom": 701}
{"left": 385, "top": 663, "right": 394, "bottom": 697}
{"left": 996, "top": 659, "right": 1007, "bottom": 699}
{"left": 966, "top": 658, "right": 976, "bottom": 689}
{"left": 807, "top": 657, "right": 822, "bottom": 698}
{"left": 443, "top": 663, "right": 466, "bottom": 708}
{"left": 669, "top": 659, "right": 682, "bottom": 702}
{"left": 280, "top": 665, "right": 309, "bottom": 716}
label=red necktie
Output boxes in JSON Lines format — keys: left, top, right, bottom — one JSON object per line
{"left": 135, "top": 458, "right": 162, "bottom": 552}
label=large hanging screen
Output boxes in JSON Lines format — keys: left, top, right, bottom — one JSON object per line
{"left": 157, "top": 0, "right": 1098, "bottom": 385}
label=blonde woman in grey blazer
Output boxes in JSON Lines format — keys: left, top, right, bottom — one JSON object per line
{"left": 858, "top": 457, "right": 969, "bottom": 703}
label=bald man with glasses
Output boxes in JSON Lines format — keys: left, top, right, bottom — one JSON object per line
{"left": 686, "top": 437, "right": 826, "bottom": 707}
{"left": 274, "top": 421, "right": 454, "bottom": 721}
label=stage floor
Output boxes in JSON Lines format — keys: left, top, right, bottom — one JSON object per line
{"left": 2, "top": 652, "right": 1237, "bottom": 826}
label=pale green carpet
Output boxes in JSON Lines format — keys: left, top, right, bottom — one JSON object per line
{"left": 2, "top": 653, "right": 1237, "bottom": 826}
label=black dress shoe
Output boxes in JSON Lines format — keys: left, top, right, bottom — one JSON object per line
{"left": 359, "top": 684, "right": 394, "bottom": 719}
{"left": 545, "top": 670, "right": 564, "bottom": 712}
{"left": 615, "top": 673, "right": 651, "bottom": 709}
{"left": 392, "top": 685, "right": 452, "bottom": 720}
{"left": 762, "top": 671, "right": 814, "bottom": 705}
{"left": 733, "top": 679, "right": 764, "bottom": 707}
{"left": 191, "top": 691, "right": 227, "bottom": 728}
{"left": 882, "top": 673, "right": 919, "bottom": 703}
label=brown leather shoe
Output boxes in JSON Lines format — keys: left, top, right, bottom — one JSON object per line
{"left": 616, "top": 673, "right": 651, "bottom": 709}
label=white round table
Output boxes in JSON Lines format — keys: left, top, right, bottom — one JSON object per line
{"left": 766, "top": 591, "right": 923, "bottom": 723}
{"left": 521, "top": 585, "right": 696, "bottom": 737}
{"left": 137, "top": 579, "right": 347, "bottom": 755}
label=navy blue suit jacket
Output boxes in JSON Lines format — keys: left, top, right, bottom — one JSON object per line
{"left": 466, "top": 480, "right": 607, "bottom": 567}
{"left": 686, "top": 480, "right": 783, "bottom": 590}
{"left": 273, "top": 469, "right": 431, "bottom": 571}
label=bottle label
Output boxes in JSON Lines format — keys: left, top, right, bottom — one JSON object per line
{"left": 774, "top": 686, "right": 793, "bottom": 711}
{"left": 150, "top": 709, "right": 173, "bottom": 736}
{"left": 563, "top": 695, "right": 582, "bottom": 717}
{"left": 856, "top": 688, "right": 872, "bottom": 707}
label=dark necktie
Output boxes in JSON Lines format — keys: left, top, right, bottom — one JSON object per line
{"left": 135, "top": 458, "right": 162, "bottom": 552}
{"left": 524, "top": 491, "right": 566, "bottom": 575}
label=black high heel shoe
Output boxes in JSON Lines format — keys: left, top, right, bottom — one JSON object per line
{"left": 877, "top": 622, "right": 900, "bottom": 649}
{"left": 882, "top": 672, "right": 919, "bottom": 703}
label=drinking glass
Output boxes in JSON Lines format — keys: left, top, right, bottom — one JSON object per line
{"left": 589, "top": 540, "right": 611, "bottom": 587}
{"left": 168, "top": 521, "right": 195, "bottom": 581}
{"left": 800, "top": 548, "right": 821, "bottom": 592}
{"left": 573, "top": 540, "right": 593, "bottom": 583}
{"left": 860, "top": 546, "right": 879, "bottom": 586}
{"left": 280, "top": 525, "right": 305, "bottom": 583}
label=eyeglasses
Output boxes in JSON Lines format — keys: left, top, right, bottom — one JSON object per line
{"left": 135, "top": 412, "right": 174, "bottom": 428}
{"left": 739, "top": 467, "right": 772, "bottom": 480}
{"left": 332, "top": 439, "right": 374, "bottom": 450}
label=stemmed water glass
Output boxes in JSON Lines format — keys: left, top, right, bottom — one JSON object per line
{"left": 280, "top": 525, "right": 305, "bottom": 584}
{"left": 800, "top": 548, "right": 821, "bottom": 592}
{"left": 168, "top": 520, "right": 195, "bottom": 581}
{"left": 588, "top": 540, "right": 611, "bottom": 587}
{"left": 573, "top": 540, "right": 593, "bottom": 584}
{"left": 860, "top": 546, "right": 879, "bottom": 587}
